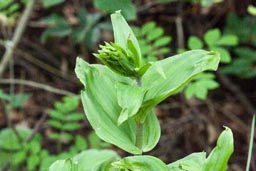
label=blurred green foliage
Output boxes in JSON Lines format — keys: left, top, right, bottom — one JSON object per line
{"left": 41, "top": 8, "right": 111, "bottom": 50}
{"left": 93, "top": 0, "right": 136, "bottom": 20}
{"left": 132, "top": 22, "right": 172, "bottom": 62}
{"left": 181, "top": 28, "right": 238, "bottom": 100}
{"left": 47, "top": 96, "right": 84, "bottom": 150}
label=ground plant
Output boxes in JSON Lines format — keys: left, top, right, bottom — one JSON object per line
{"left": 49, "top": 11, "right": 234, "bottom": 171}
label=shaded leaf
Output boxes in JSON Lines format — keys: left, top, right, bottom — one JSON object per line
{"left": 216, "top": 35, "right": 239, "bottom": 46}
{"left": 168, "top": 152, "right": 206, "bottom": 171}
{"left": 113, "top": 155, "right": 169, "bottom": 171}
{"left": 188, "top": 36, "right": 203, "bottom": 49}
{"left": 204, "top": 29, "right": 221, "bottom": 47}
{"left": 93, "top": 0, "right": 136, "bottom": 20}
{"left": 203, "top": 127, "right": 234, "bottom": 171}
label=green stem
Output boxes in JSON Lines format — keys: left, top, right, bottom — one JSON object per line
{"left": 135, "top": 77, "right": 143, "bottom": 153}
{"left": 135, "top": 122, "right": 144, "bottom": 151}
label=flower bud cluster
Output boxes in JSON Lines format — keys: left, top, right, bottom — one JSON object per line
{"left": 94, "top": 42, "right": 140, "bottom": 77}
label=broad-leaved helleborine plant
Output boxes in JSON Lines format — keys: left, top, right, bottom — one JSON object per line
{"left": 49, "top": 11, "right": 234, "bottom": 171}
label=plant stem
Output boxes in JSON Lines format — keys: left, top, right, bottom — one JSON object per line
{"left": 135, "top": 77, "right": 143, "bottom": 152}
{"left": 135, "top": 122, "right": 144, "bottom": 151}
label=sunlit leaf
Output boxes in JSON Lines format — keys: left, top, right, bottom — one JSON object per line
{"left": 113, "top": 155, "right": 169, "bottom": 171}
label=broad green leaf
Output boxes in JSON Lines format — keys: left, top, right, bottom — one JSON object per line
{"left": 111, "top": 11, "right": 141, "bottom": 66}
{"left": 203, "top": 127, "right": 234, "bottom": 171}
{"left": 49, "top": 158, "right": 76, "bottom": 171}
{"left": 112, "top": 155, "right": 169, "bottom": 171}
{"left": 73, "top": 149, "right": 120, "bottom": 170}
{"left": 204, "top": 29, "right": 221, "bottom": 47}
{"left": 93, "top": 0, "right": 136, "bottom": 20}
{"left": 42, "top": 0, "right": 65, "bottom": 8}
{"left": 75, "top": 58, "right": 160, "bottom": 154}
{"left": 168, "top": 152, "right": 206, "bottom": 171}
{"left": 188, "top": 36, "right": 203, "bottom": 49}
{"left": 210, "top": 46, "right": 231, "bottom": 63}
{"left": 116, "top": 82, "right": 145, "bottom": 125}
{"left": 216, "top": 35, "right": 239, "bottom": 46}
{"left": 137, "top": 50, "right": 220, "bottom": 121}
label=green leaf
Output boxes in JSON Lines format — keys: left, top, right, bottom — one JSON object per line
{"left": 203, "top": 127, "right": 234, "bottom": 171}
{"left": 41, "top": 0, "right": 65, "bottom": 8}
{"left": 60, "top": 133, "right": 73, "bottom": 141}
{"left": 210, "top": 47, "right": 231, "bottom": 63}
{"left": 72, "top": 149, "right": 120, "bottom": 170}
{"left": 10, "top": 93, "right": 31, "bottom": 108}
{"left": 184, "top": 73, "right": 219, "bottom": 100}
{"left": 29, "top": 141, "right": 41, "bottom": 154}
{"left": 157, "top": 0, "right": 176, "bottom": 3}
{"left": 49, "top": 158, "right": 75, "bottom": 171}
{"left": 48, "top": 120, "right": 62, "bottom": 129}
{"left": 111, "top": 11, "right": 141, "bottom": 65}
{"left": 188, "top": 36, "right": 203, "bottom": 49}
{"left": 0, "top": 89, "right": 10, "bottom": 101}
{"left": 27, "top": 155, "right": 40, "bottom": 171}
{"left": 93, "top": 0, "right": 136, "bottom": 20}
{"left": 137, "top": 50, "right": 220, "bottom": 121}
{"left": 153, "top": 36, "right": 171, "bottom": 47}
{"left": 204, "top": 29, "right": 221, "bottom": 47}
{"left": 40, "top": 14, "right": 71, "bottom": 43}
{"left": 49, "top": 110, "right": 63, "bottom": 120}
{"left": 0, "top": 128, "right": 32, "bottom": 150}
{"left": 168, "top": 152, "right": 206, "bottom": 171}
{"left": 116, "top": 82, "right": 145, "bottom": 125}
{"left": 141, "top": 22, "right": 156, "bottom": 35}
{"left": 216, "top": 35, "right": 239, "bottom": 46}
{"left": 74, "top": 135, "right": 87, "bottom": 151}
{"left": 75, "top": 58, "right": 160, "bottom": 154}
{"left": 13, "top": 150, "right": 26, "bottom": 165}
{"left": 62, "top": 123, "right": 81, "bottom": 131}
{"left": 66, "top": 113, "right": 84, "bottom": 121}
{"left": 112, "top": 155, "right": 169, "bottom": 171}
{"left": 49, "top": 132, "right": 60, "bottom": 140}
{"left": 146, "top": 27, "right": 164, "bottom": 42}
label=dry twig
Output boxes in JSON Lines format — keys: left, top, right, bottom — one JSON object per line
{"left": 0, "top": 0, "right": 36, "bottom": 78}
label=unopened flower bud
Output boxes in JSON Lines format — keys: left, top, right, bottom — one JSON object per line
{"left": 94, "top": 42, "right": 139, "bottom": 77}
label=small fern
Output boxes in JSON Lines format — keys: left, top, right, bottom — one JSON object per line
{"left": 132, "top": 21, "right": 172, "bottom": 62}
{"left": 47, "top": 96, "right": 84, "bottom": 152}
{"left": 180, "top": 28, "right": 238, "bottom": 100}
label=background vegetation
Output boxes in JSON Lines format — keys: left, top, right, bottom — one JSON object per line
{"left": 0, "top": 0, "right": 255, "bottom": 170}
